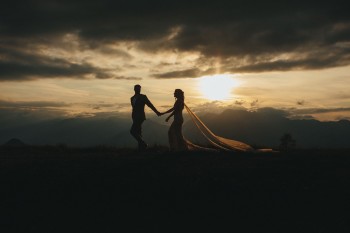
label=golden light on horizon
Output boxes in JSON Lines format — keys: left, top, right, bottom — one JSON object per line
{"left": 198, "top": 74, "right": 239, "bottom": 101}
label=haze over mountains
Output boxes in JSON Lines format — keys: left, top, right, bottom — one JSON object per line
{"left": 184, "top": 108, "right": 350, "bottom": 149}
{"left": 1, "top": 108, "right": 350, "bottom": 149}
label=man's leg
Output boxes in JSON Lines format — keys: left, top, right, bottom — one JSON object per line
{"left": 130, "top": 120, "right": 147, "bottom": 150}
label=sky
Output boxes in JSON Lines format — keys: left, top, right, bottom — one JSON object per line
{"left": 1, "top": 0, "right": 350, "bottom": 122}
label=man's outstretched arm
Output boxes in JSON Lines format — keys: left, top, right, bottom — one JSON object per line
{"left": 145, "top": 96, "right": 161, "bottom": 116}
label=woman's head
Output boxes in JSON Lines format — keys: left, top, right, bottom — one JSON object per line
{"left": 174, "top": 89, "right": 184, "bottom": 100}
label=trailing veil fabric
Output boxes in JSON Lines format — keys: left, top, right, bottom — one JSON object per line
{"left": 185, "top": 104, "right": 273, "bottom": 152}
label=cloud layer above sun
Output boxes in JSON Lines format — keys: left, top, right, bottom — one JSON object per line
{"left": 1, "top": 0, "right": 350, "bottom": 81}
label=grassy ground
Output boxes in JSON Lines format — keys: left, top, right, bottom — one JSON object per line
{"left": 1, "top": 146, "right": 350, "bottom": 233}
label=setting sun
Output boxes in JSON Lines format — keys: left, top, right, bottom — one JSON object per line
{"left": 198, "top": 74, "right": 239, "bottom": 100}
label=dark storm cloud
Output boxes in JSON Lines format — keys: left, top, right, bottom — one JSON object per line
{"left": 0, "top": 60, "right": 111, "bottom": 81}
{"left": 1, "top": 0, "right": 350, "bottom": 79}
{"left": 227, "top": 47, "right": 350, "bottom": 72}
{"left": 0, "top": 46, "right": 114, "bottom": 81}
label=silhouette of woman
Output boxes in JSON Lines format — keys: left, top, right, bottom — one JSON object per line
{"left": 162, "top": 89, "right": 188, "bottom": 151}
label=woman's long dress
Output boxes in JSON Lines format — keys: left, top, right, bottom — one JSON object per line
{"left": 168, "top": 100, "right": 188, "bottom": 151}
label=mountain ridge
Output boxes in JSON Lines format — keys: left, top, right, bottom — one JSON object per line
{"left": 1, "top": 108, "right": 349, "bottom": 148}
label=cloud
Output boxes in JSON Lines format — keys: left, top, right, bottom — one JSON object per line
{"left": 0, "top": 61, "right": 111, "bottom": 81}
{"left": 95, "top": 46, "right": 134, "bottom": 59}
{"left": 235, "top": 100, "right": 245, "bottom": 106}
{"left": 282, "top": 107, "right": 350, "bottom": 121}
{"left": 226, "top": 48, "right": 350, "bottom": 72}
{"left": 297, "top": 100, "right": 305, "bottom": 106}
{"left": 250, "top": 99, "right": 259, "bottom": 108}
{"left": 189, "top": 101, "right": 245, "bottom": 114}
{"left": 153, "top": 68, "right": 203, "bottom": 79}
{"left": 0, "top": 45, "right": 116, "bottom": 81}
{"left": 0, "top": 100, "right": 71, "bottom": 108}
{"left": 90, "top": 102, "right": 131, "bottom": 110}
{"left": 0, "top": 0, "right": 350, "bottom": 81}
{"left": 289, "top": 107, "right": 350, "bottom": 115}
{"left": 114, "top": 76, "right": 142, "bottom": 80}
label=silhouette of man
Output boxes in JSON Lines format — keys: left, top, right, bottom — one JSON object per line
{"left": 130, "top": 84, "right": 160, "bottom": 150}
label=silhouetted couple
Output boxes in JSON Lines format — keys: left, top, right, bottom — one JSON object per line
{"left": 130, "top": 84, "right": 187, "bottom": 151}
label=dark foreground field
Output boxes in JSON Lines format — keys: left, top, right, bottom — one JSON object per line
{"left": 1, "top": 147, "right": 350, "bottom": 233}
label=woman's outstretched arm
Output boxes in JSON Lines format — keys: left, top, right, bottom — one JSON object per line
{"left": 165, "top": 112, "right": 174, "bottom": 122}
{"left": 161, "top": 107, "right": 175, "bottom": 122}
{"left": 162, "top": 107, "right": 174, "bottom": 115}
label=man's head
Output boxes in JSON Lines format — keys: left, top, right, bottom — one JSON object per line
{"left": 134, "top": 84, "right": 141, "bottom": 94}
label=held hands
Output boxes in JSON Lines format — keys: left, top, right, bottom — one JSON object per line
{"left": 155, "top": 110, "right": 171, "bottom": 121}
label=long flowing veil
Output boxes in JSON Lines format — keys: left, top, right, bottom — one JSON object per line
{"left": 184, "top": 104, "right": 273, "bottom": 152}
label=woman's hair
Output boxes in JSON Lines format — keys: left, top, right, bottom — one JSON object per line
{"left": 175, "top": 89, "right": 184, "bottom": 101}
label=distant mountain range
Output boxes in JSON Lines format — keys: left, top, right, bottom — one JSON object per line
{"left": 184, "top": 108, "right": 350, "bottom": 149}
{"left": 3, "top": 138, "right": 26, "bottom": 147}
{"left": 1, "top": 108, "right": 350, "bottom": 148}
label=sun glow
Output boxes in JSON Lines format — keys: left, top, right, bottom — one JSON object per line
{"left": 198, "top": 74, "right": 239, "bottom": 100}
